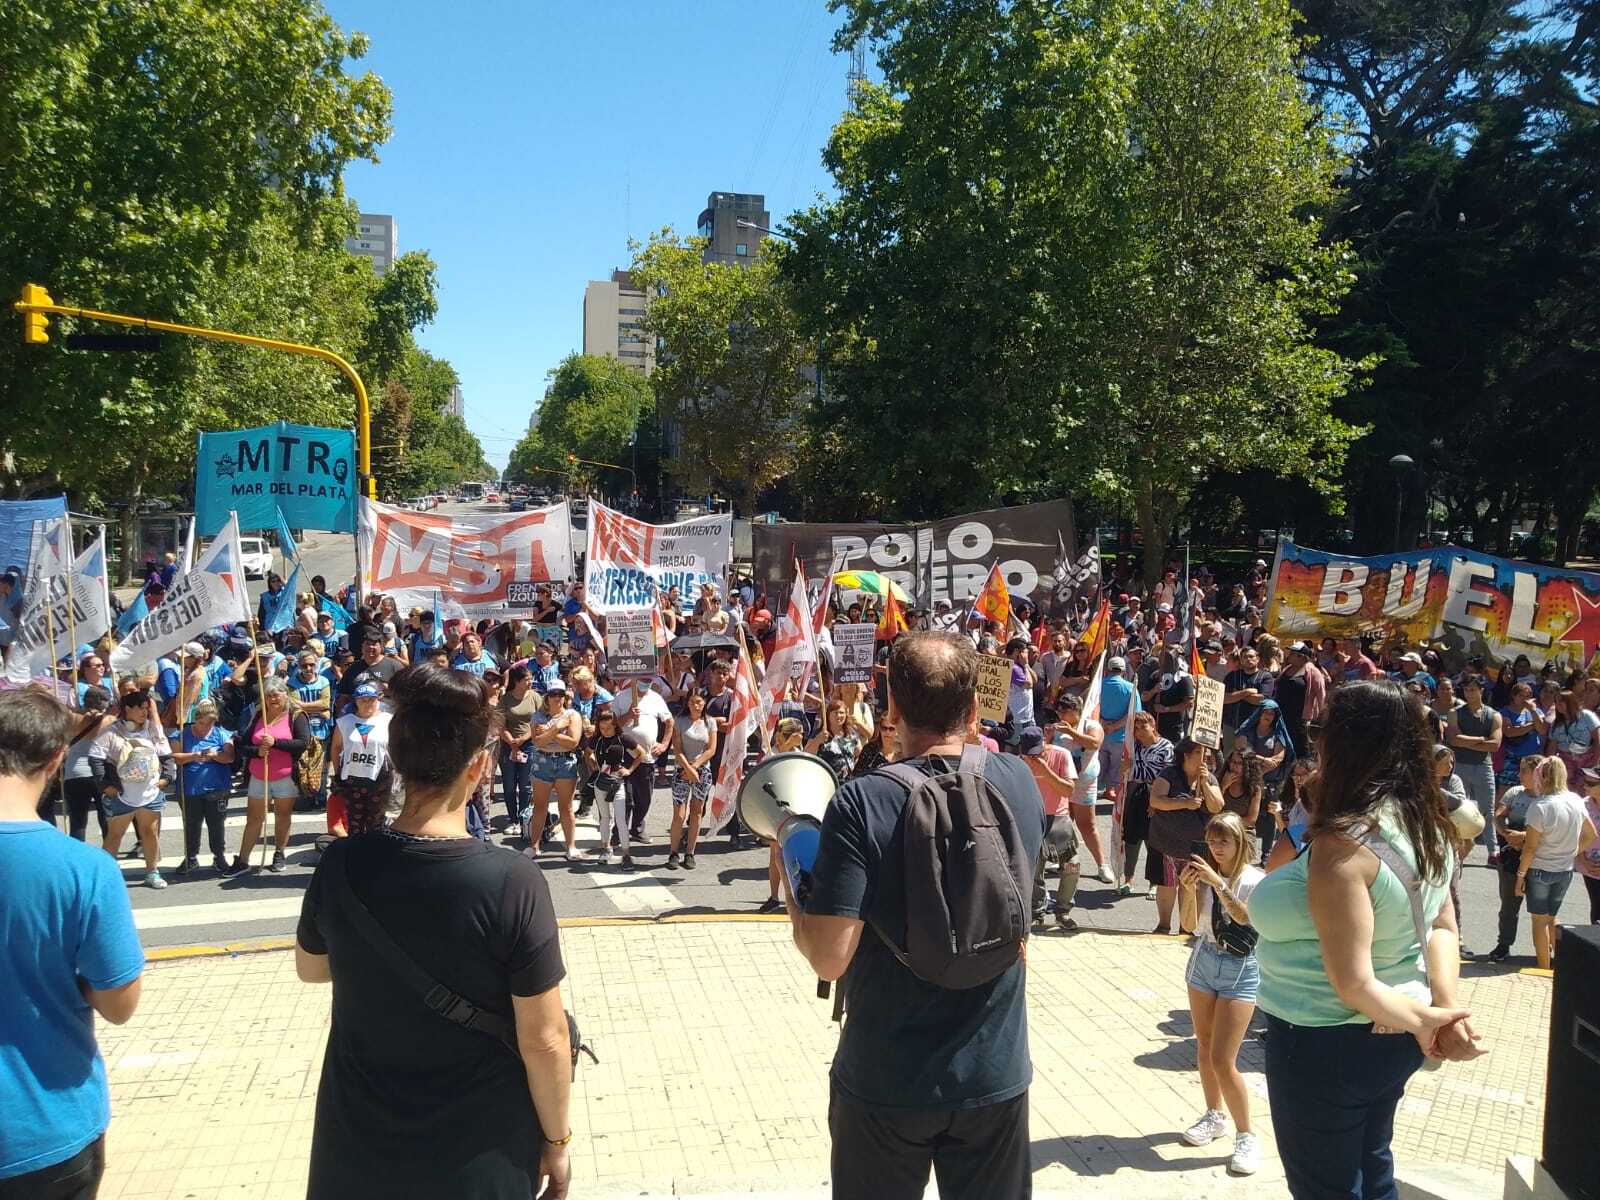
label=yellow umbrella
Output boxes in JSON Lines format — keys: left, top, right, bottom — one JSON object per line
{"left": 832, "top": 570, "right": 911, "bottom": 603}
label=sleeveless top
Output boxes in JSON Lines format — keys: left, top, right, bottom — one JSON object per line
{"left": 249, "top": 712, "right": 296, "bottom": 781}
{"left": 1454, "top": 704, "right": 1494, "bottom": 765}
{"left": 336, "top": 711, "right": 393, "bottom": 783}
{"left": 1249, "top": 805, "right": 1453, "bottom": 1026}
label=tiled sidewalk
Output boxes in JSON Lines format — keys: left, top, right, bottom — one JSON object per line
{"left": 95, "top": 921, "right": 1545, "bottom": 1199}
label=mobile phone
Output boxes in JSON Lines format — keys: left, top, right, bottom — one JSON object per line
{"left": 1188, "top": 839, "right": 1214, "bottom": 867}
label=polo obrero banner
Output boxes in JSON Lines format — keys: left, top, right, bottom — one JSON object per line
{"left": 1265, "top": 539, "right": 1600, "bottom": 671}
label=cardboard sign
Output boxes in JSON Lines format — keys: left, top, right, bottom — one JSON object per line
{"left": 833, "top": 622, "right": 877, "bottom": 684}
{"left": 975, "top": 654, "right": 1012, "bottom": 724}
{"left": 1190, "top": 673, "right": 1226, "bottom": 750}
{"left": 605, "top": 608, "right": 657, "bottom": 677}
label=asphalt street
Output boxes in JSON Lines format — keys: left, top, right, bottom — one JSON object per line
{"left": 85, "top": 501, "right": 1591, "bottom": 955}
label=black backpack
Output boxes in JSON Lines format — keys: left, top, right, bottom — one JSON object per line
{"left": 873, "top": 744, "right": 1033, "bottom": 989}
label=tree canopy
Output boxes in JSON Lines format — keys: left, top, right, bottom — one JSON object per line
{"left": 506, "top": 353, "right": 652, "bottom": 499}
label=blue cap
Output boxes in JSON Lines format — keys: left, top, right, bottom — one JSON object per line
{"left": 353, "top": 681, "right": 382, "bottom": 699}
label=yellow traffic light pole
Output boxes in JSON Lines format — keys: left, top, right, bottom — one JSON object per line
{"left": 13, "top": 284, "right": 375, "bottom": 500}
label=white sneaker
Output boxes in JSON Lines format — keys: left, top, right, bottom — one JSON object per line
{"left": 597, "top": 849, "right": 615, "bottom": 865}
{"left": 145, "top": 870, "right": 167, "bottom": 890}
{"left": 1096, "top": 863, "right": 1115, "bottom": 885}
{"left": 1181, "top": 1109, "right": 1227, "bottom": 1147}
{"left": 1229, "top": 1131, "right": 1260, "bottom": 1175}
{"left": 506, "top": 822, "right": 522, "bottom": 838}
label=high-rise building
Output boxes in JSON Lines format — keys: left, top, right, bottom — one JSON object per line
{"left": 582, "top": 270, "right": 654, "bottom": 374}
{"left": 446, "top": 384, "right": 464, "bottom": 420}
{"left": 697, "top": 192, "right": 768, "bottom": 267}
{"left": 347, "top": 213, "right": 397, "bottom": 276}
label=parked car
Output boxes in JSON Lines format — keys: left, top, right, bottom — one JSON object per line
{"left": 485, "top": 491, "right": 500, "bottom": 504}
{"left": 239, "top": 536, "right": 273, "bottom": 579}
{"left": 507, "top": 496, "right": 528, "bottom": 512}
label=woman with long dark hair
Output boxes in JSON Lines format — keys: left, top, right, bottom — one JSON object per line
{"left": 1250, "top": 681, "right": 1485, "bottom": 1198}
{"left": 296, "top": 665, "right": 572, "bottom": 1199}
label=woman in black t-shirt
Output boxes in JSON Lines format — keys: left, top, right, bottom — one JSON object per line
{"left": 295, "top": 664, "right": 572, "bottom": 1200}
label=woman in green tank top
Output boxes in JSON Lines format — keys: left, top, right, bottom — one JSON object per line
{"left": 1248, "top": 681, "right": 1488, "bottom": 1199}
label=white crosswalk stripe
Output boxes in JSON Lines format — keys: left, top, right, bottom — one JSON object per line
{"left": 133, "top": 897, "right": 305, "bottom": 932}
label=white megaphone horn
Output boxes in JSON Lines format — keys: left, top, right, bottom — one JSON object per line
{"left": 736, "top": 752, "right": 838, "bottom": 905}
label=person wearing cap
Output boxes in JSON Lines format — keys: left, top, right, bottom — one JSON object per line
{"left": 1095, "top": 654, "right": 1140, "bottom": 857}
{"left": 1392, "top": 650, "right": 1435, "bottom": 692}
{"left": 1274, "top": 641, "right": 1324, "bottom": 759}
{"left": 1020, "top": 725, "right": 1081, "bottom": 930}
{"left": 527, "top": 680, "right": 584, "bottom": 860}
{"left": 170, "top": 698, "right": 238, "bottom": 875}
{"left": 291, "top": 648, "right": 334, "bottom": 804}
{"left": 327, "top": 680, "right": 394, "bottom": 840}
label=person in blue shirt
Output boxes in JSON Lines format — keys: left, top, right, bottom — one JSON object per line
{"left": 290, "top": 650, "right": 334, "bottom": 807}
{"left": 1097, "top": 654, "right": 1142, "bottom": 804}
{"left": 529, "top": 641, "right": 562, "bottom": 693}
{"left": 314, "top": 610, "right": 348, "bottom": 657}
{"left": 450, "top": 630, "right": 498, "bottom": 677}
{"left": 406, "top": 609, "right": 442, "bottom": 664}
{"left": 153, "top": 653, "right": 182, "bottom": 715}
{"left": 171, "top": 699, "right": 238, "bottom": 875}
{"left": 562, "top": 582, "right": 596, "bottom": 652}
{"left": 0, "top": 688, "right": 145, "bottom": 1195}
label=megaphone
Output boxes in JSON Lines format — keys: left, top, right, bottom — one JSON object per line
{"left": 737, "top": 751, "right": 839, "bottom": 905}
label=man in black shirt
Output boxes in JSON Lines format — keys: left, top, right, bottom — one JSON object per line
{"left": 792, "top": 632, "right": 1046, "bottom": 1200}
{"left": 1221, "top": 645, "right": 1274, "bottom": 742}
{"left": 335, "top": 632, "right": 403, "bottom": 714}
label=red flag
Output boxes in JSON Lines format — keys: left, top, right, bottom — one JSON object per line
{"left": 709, "top": 644, "right": 764, "bottom": 832}
{"left": 1080, "top": 597, "right": 1111, "bottom": 661}
{"left": 1032, "top": 615, "right": 1049, "bottom": 655}
{"left": 972, "top": 562, "right": 1011, "bottom": 629}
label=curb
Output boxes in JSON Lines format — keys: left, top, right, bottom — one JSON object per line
{"left": 141, "top": 913, "right": 1198, "bottom": 964}
{"left": 143, "top": 911, "right": 793, "bottom": 962}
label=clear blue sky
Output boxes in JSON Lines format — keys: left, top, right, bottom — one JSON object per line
{"left": 326, "top": 0, "right": 854, "bottom": 470}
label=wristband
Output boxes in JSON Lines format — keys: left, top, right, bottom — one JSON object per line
{"left": 544, "top": 1130, "right": 574, "bottom": 1147}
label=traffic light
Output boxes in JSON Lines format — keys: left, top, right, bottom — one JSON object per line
{"left": 17, "top": 283, "right": 53, "bottom": 345}
{"left": 567, "top": 453, "right": 577, "bottom": 466}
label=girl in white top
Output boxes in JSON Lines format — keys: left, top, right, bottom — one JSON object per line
{"left": 1516, "top": 756, "right": 1599, "bottom": 969}
{"left": 1177, "top": 811, "right": 1266, "bottom": 1175}
{"left": 90, "top": 689, "right": 173, "bottom": 888}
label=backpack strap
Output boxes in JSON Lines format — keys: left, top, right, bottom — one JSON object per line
{"left": 325, "top": 848, "right": 518, "bottom": 1052}
{"left": 879, "top": 745, "right": 986, "bottom": 793}
{"left": 958, "top": 742, "right": 987, "bottom": 777}
{"left": 1358, "top": 827, "right": 1431, "bottom": 985}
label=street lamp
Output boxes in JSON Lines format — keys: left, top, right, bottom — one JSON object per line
{"left": 736, "top": 218, "right": 824, "bottom": 405}
{"left": 1388, "top": 454, "right": 1414, "bottom": 552}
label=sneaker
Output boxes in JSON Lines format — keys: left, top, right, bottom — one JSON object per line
{"left": 506, "top": 822, "right": 523, "bottom": 839}
{"left": 1096, "top": 863, "right": 1114, "bottom": 885}
{"left": 270, "top": 850, "right": 287, "bottom": 873}
{"left": 1181, "top": 1109, "right": 1227, "bottom": 1147}
{"left": 564, "top": 848, "right": 580, "bottom": 862}
{"left": 1117, "top": 883, "right": 1132, "bottom": 897}
{"left": 144, "top": 870, "right": 167, "bottom": 890}
{"left": 1487, "top": 851, "right": 1501, "bottom": 867}
{"left": 223, "top": 857, "right": 250, "bottom": 876}
{"left": 597, "top": 849, "right": 615, "bottom": 865}
{"left": 666, "top": 852, "right": 682, "bottom": 870}
{"left": 1032, "top": 911, "right": 1047, "bottom": 928}
{"left": 1229, "top": 1132, "right": 1260, "bottom": 1175}
{"left": 211, "top": 855, "right": 230, "bottom": 874}
{"left": 758, "top": 896, "right": 782, "bottom": 913}
{"left": 620, "top": 854, "right": 636, "bottom": 871}
{"left": 174, "top": 857, "right": 199, "bottom": 877}
{"left": 632, "top": 830, "right": 651, "bottom": 844}
{"left": 1487, "top": 943, "right": 1510, "bottom": 962}
{"left": 682, "top": 853, "right": 696, "bottom": 870}
{"left": 1055, "top": 914, "right": 1078, "bottom": 931}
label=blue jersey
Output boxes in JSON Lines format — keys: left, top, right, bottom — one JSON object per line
{"left": 290, "top": 673, "right": 333, "bottom": 739}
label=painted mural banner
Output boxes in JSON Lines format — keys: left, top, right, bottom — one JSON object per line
{"left": 358, "top": 497, "right": 574, "bottom": 618}
{"left": 1265, "top": 540, "right": 1600, "bottom": 671}
{"left": 751, "top": 500, "right": 1079, "bottom": 614}
{"left": 194, "top": 422, "right": 357, "bottom": 535}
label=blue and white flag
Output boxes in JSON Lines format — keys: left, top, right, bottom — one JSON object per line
{"left": 275, "top": 505, "right": 298, "bottom": 565}
{"left": 116, "top": 590, "right": 149, "bottom": 637}
{"left": 4, "top": 533, "right": 114, "bottom": 682}
{"left": 112, "top": 512, "right": 251, "bottom": 671}
{"left": 266, "top": 563, "right": 302, "bottom": 634}
{"left": 318, "top": 593, "right": 355, "bottom": 631}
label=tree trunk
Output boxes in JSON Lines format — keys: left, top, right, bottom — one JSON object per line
{"left": 1137, "top": 478, "right": 1178, "bottom": 592}
{"left": 117, "top": 462, "right": 148, "bottom": 587}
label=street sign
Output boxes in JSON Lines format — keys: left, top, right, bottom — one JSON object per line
{"left": 63, "top": 333, "right": 166, "bottom": 352}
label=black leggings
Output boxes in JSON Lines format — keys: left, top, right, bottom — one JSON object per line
{"left": 1586, "top": 874, "right": 1600, "bottom": 924}
{"left": 63, "top": 778, "right": 108, "bottom": 842}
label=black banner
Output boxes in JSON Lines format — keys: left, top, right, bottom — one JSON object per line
{"left": 752, "top": 500, "right": 1078, "bottom": 613}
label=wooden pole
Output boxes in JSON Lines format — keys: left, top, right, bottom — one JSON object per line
{"left": 247, "top": 618, "right": 274, "bottom": 870}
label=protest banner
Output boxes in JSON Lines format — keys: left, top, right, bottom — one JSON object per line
{"left": 112, "top": 514, "right": 251, "bottom": 671}
{"left": 0, "top": 496, "right": 67, "bottom": 581}
{"left": 584, "top": 501, "right": 732, "bottom": 611}
{"left": 1266, "top": 539, "right": 1600, "bottom": 671}
{"left": 833, "top": 622, "right": 877, "bottom": 684}
{"left": 605, "top": 609, "right": 657, "bottom": 676}
{"left": 357, "top": 497, "right": 574, "bottom": 618}
{"left": 752, "top": 499, "right": 1079, "bottom": 615}
{"left": 195, "top": 422, "right": 357, "bottom": 535}
{"left": 3, "top": 535, "right": 113, "bottom": 683}
{"left": 1190, "top": 674, "right": 1226, "bottom": 750}
{"left": 975, "top": 654, "right": 1012, "bottom": 724}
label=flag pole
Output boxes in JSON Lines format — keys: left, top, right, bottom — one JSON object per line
{"left": 247, "top": 615, "right": 274, "bottom": 871}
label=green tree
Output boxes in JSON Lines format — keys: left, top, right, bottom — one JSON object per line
{"left": 507, "top": 354, "right": 651, "bottom": 500}
{"left": 630, "top": 233, "right": 812, "bottom": 515}
{"left": 786, "top": 0, "right": 1364, "bottom": 583}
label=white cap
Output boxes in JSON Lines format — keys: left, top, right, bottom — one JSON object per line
{"left": 1108, "top": 656, "right": 1128, "bottom": 673}
{"left": 181, "top": 641, "right": 206, "bottom": 657}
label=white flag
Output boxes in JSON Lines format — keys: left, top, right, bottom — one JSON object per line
{"left": 761, "top": 563, "right": 818, "bottom": 740}
{"left": 179, "top": 516, "right": 196, "bottom": 574}
{"left": 22, "top": 515, "right": 71, "bottom": 605}
{"left": 3, "top": 534, "right": 114, "bottom": 683}
{"left": 112, "top": 512, "right": 251, "bottom": 671}
{"left": 708, "top": 645, "right": 764, "bottom": 833}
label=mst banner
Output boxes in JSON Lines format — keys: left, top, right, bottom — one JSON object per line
{"left": 751, "top": 499, "right": 1078, "bottom": 613}
{"left": 195, "top": 422, "right": 357, "bottom": 536}
{"left": 359, "top": 498, "right": 574, "bottom": 618}
{"left": 584, "top": 501, "right": 732, "bottom": 611}
{"left": 1266, "top": 540, "right": 1600, "bottom": 671}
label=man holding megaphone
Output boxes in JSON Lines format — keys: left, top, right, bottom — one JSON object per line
{"left": 784, "top": 632, "right": 1047, "bottom": 1200}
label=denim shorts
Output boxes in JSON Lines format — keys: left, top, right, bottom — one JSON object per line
{"left": 532, "top": 752, "right": 578, "bottom": 783}
{"left": 1524, "top": 867, "right": 1574, "bottom": 916}
{"left": 102, "top": 794, "right": 163, "bottom": 819}
{"left": 1185, "top": 938, "right": 1260, "bottom": 1002}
